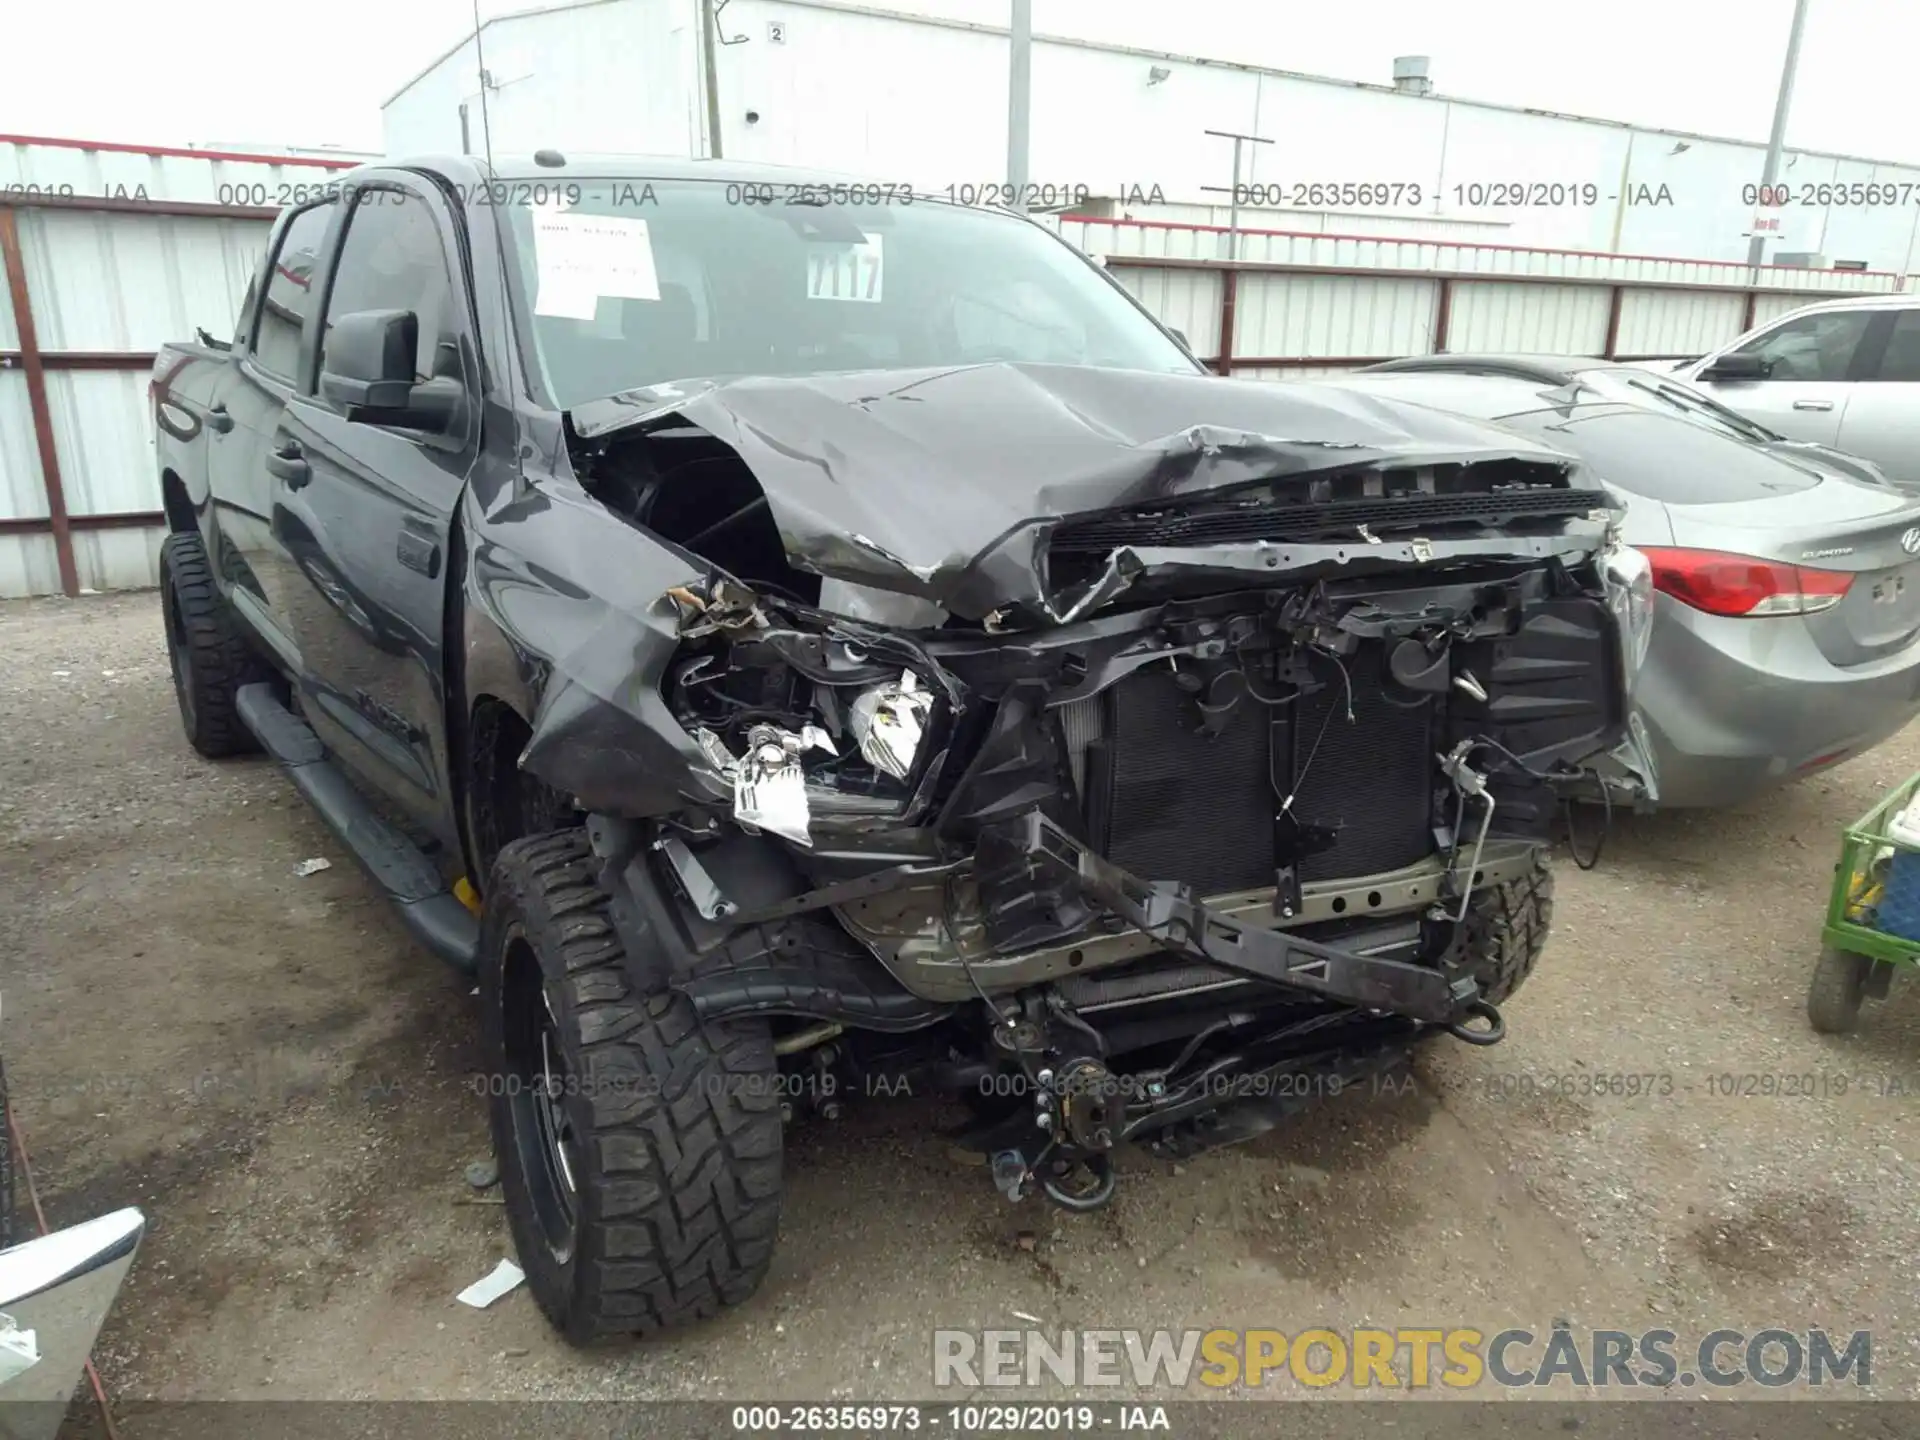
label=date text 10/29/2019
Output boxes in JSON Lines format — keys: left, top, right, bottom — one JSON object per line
{"left": 731, "top": 1405, "right": 1171, "bottom": 1433}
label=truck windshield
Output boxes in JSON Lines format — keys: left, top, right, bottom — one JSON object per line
{"left": 499, "top": 179, "right": 1199, "bottom": 409}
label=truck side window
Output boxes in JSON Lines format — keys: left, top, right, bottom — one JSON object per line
{"left": 1729, "top": 308, "right": 1872, "bottom": 383}
{"left": 1867, "top": 310, "right": 1920, "bottom": 383}
{"left": 249, "top": 201, "right": 334, "bottom": 383}
{"left": 319, "top": 189, "right": 459, "bottom": 388}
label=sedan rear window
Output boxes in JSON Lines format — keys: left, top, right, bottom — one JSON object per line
{"left": 1495, "top": 407, "right": 1822, "bottom": 504}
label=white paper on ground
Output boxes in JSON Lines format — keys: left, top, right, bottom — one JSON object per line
{"left": 456, "top": 1258, "right": 527, "bottom": 1309}
{"left": 806, "top": 234, "right": 883, "bottom": 302}
{"left": 533, "top": 210, "right": 660, "bottom": 318}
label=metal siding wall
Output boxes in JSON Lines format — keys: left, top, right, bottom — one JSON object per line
{"left": 1231, "top": 365, "right": 1368, "bottom": 381}
{"left": 1614, "top": 288, "right": 1747, "bottom": 357}
{"left": 1057, "top": 218, "right": 1903, "bottom": 294}
{"left": 0, "top": 143, "right": 369, "bottom": 205}
{"left": 1233, "top": 274, "right": 1435, "bottom": 359}
{"left": 1445, "top": 282, "right": 1611, "bottom": 352}
{"left": 19, "top": 210, "right": 266, "bottom": 351}
{"left": 0, "top": 375, "right": 42, "bottom": 521}
{"left": 0, "top": 139, "right": 343, "bottom": 597}
{"left": 49, "top": 371, "right": 161, "bottom": 516}
{"left": 1110, "top": 266, "right": 1222, "bottom": 355}
{"left": 72, "top": 526, "right": 163, "bottom": 594}
{"left": 1753, "top": 291, "right": 1818, "bottom": 326}
{"left": 0, "top": 534, "right": 64, "bottom": 600}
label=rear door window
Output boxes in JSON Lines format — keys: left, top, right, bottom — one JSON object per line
{"left": 1864, "top": 309, "right": 1920, "bottom": 383}
{"left": 248, "top": 200, "right": 335, "bottom": 383}
{"left": 1495, "top": 406, "right": 1822, "bottom": 503}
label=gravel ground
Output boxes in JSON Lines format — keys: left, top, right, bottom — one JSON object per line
{"left": 6, "top": 590, "right": 1920, "bottom": 1418}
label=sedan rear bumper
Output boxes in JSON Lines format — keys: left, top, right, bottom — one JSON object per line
{"left": 1637, "top": 602, "right": 1920, "bottom": 808}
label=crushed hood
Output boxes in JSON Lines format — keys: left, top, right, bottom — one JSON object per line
{"left": 570, "top": 362, "right": 1593, "bottom": 621}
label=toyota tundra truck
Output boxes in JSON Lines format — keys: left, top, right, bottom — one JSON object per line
{"left": 150, "top": 152, "right": 1653, "bottom": 1343}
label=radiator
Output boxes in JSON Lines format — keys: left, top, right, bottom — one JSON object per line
{"left": 1057, "top": 648, "right": 1434, "bottom": 896}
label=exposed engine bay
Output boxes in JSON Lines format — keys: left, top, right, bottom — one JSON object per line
{"left": 513, "top": 363, "right": 1654, "bottom": 1210}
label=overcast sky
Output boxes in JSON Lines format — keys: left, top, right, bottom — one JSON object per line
{"left": 5, "top": 0, "right": 1909, "bottom": 161}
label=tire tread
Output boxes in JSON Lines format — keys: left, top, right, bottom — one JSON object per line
{"left": 159, "top": 531, "right": 258, "bottom": 758}
{"left": 483, "top": 831, "right": 782, "bottom": 1341}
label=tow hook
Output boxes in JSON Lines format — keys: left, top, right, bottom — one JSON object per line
{"left": 1446, "top": 998, "right": 1506, "bottom": 1047}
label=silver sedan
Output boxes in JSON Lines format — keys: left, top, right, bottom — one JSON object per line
{"left": 1314, "top": 358, "right": 1920, "bottom": 808}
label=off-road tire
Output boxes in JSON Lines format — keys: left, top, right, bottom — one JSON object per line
{"left": 1456, "top": 856, "right": 1555, "bottom": 1005}
{"left": 1807, "top": 946, "right": 1871, "bottom": 1035}
{"left": 479, "top": 831, "right": 784, "bottom": 1343}
{"left": 159, "top": 531, "right": 259, "bottom": 758}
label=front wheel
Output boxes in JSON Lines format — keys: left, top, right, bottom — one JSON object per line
{"left": 478, "top": 831, "right": 784, "bottom": 1343}
{"left": 1807, "top": 946, "right": 1872, "bottom": 1035}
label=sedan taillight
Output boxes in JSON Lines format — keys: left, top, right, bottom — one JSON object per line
{"left": 1640, "top": 547, "right": 1854, "bottom": 617}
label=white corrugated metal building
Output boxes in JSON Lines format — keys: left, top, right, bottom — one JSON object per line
{"left": 383, "top": 0, "right": 1920, "bottom": 273}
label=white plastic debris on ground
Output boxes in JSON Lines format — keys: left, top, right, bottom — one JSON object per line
{"left": 455, "top": 1259, "right": 525, "bottom": 1309}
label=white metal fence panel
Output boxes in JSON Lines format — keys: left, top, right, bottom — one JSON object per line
{"left": 50, "top": 371, "right": 163, "bottom": 519}
{"left": 1446, "top": 282, "right": 1612, "bottom": 353}
{"left": 70, "top": 527, "right": 163, "bottom": 594}
{"left": 20, "top": 209, "right": 267, "bottom": 351}
{"left": 0, "top": 535, "right": 63, "bottom": 599}
{"left": 0, "top": 140, "right": 369, "bottom": 208}
{"left": 1057, "top": 218, "right": 1905, "bottom": 295}
{"left": 1234, "top": 274, "right": 1435, "bottom": 360}
{"left": 1, "top": 137, "right": 353, "bottom": 598}
{"left": 0, "top": 375, "right": 41, "bottom": 523}
{"left": 1110, "top": 265, "right": 1222, "bottom": 356}
{"left": 1614, "top": 288, "right": 1748, "bottom": 358}
{"left": 1752, "top": 291, "right": 1823, "bottom": 327}
{"left": 1230, "top": 365, "right": 1370, "bottom": 381}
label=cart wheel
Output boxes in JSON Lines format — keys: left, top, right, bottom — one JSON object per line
{"left": 1808, "top": 946, "right": 1874, "bottom": 1034}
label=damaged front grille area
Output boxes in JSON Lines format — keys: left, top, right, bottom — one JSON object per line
{"left": 1047, "top": 458, "right": 1607, "bottom": 565}
{"left": 1057, "top": 646, "right": 1435, "bottom": 900}
{"left": 1049, "top": 485, "right": 1614, "bottom": 554}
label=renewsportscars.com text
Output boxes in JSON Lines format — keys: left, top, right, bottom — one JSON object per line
{"left": 933, "top": 1326, "right": 1871, "bottom": 1390}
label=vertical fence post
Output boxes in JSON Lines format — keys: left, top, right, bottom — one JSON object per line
{"left": 1216, "top": 267, "right": 1238, "bottom": 375}
{"left": 1432, "top": 277, "right": 1454, "bottom": 353}
{"left": 1602, "top": 285, "right": 1625, "bottom": 360}
{"left": 0, "top": 205, "right": 79, "bottom": 598}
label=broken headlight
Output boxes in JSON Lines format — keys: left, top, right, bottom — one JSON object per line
{"left": 695, "top": 722, "right": 836, "bottom": 846}
{"left": 685, "top": 659, "right": 947, "bottom": 846}
{"left": 847, "top": 671, "right": 936, "bottom": 780}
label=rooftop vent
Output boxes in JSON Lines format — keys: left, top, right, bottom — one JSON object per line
{"left": 1392, "top": 56, "right": 1432, "bottom": 96}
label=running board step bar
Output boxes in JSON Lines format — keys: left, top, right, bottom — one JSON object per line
{"left": 235, "top": 684, "right": 478, "bottom": 972}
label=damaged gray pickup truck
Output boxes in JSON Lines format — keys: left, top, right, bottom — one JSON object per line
{"left": 150, "top": 154, "right": 1654, "bottom": 1342}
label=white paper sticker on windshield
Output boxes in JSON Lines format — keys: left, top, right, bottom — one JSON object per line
{"left": 533, "top": 211, "right": 661, "bottom": 319}
{"left": 807, "top": 235, "right": 883, "bottom": 303}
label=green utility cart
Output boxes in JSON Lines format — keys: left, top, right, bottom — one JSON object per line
{"left": 1810, "top": 767, "right": 1920, "bottom": 1033}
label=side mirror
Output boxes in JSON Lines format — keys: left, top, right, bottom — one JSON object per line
{"left": 1699, "top": 351, "right": 1772, "bottom": 382}
{"left": 319, "top": 309, "right": 461, "bottom": 432}
{"left": 1169, "top": 326, "right": 1190, "bottom": 350}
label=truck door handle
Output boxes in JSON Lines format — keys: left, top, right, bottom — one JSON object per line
{"left": 266, "top": 440, "right": 310, "bottom": 489}
{"left": 206, "top": 402, "right": 234, "bottom": 435}
{"left": 1793, "top": 399, "right": 1835, "bottom": 412}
